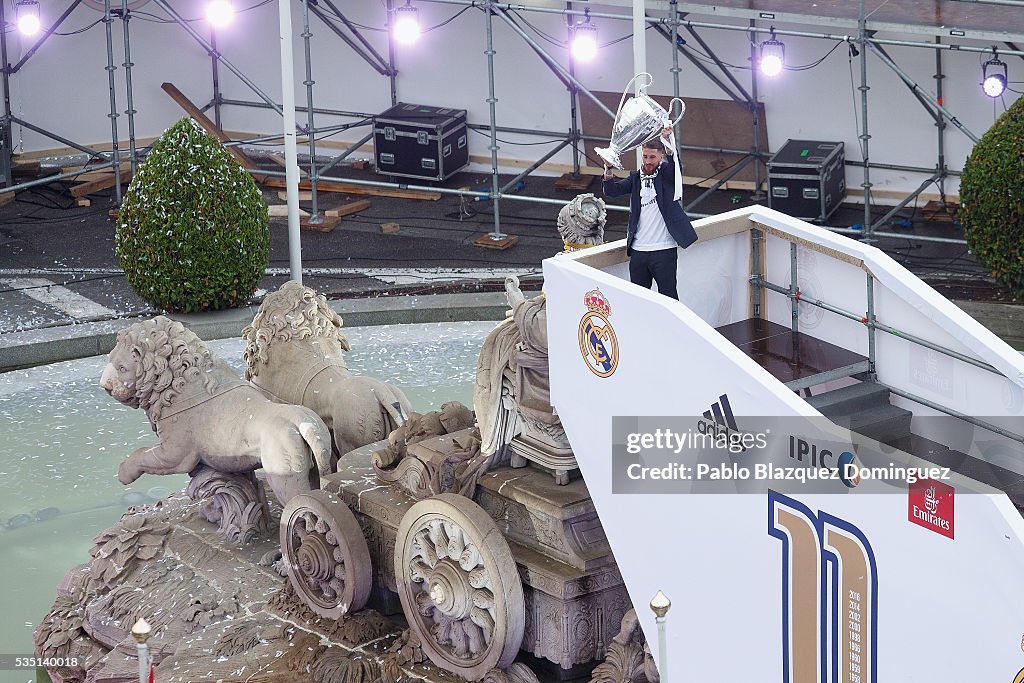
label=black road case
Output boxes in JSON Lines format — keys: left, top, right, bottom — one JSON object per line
{"left": 373, "top": 102, "right": 469, "bottom": 182}
{"left": 767, "top": 140, "right": 846, "bottom": 221}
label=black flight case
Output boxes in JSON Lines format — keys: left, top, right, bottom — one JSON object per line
{"left": 767, "top": 140, "right": 846, "bottom": 221}
{"left": 372, "top": 102, "right": 469, "bottom": 182}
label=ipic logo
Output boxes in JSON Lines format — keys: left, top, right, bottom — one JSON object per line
{"left": 837, "top": 451, "right": 861, "bottom": 488}
{"left": 908, "top": 478, "right": 954, "bottom": 539}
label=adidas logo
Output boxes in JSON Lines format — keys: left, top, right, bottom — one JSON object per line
{"left": 697, "top": 393, "right": 750, "bottom": 451}
{"left": 702, "top": 394, "right": 739, "bottom": 432}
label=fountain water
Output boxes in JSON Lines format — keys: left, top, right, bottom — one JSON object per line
{"left": 0, "top": 320, "right": 495, "bottom": 683}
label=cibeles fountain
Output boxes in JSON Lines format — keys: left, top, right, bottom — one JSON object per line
{"left": 32, "top": 195, "right": 656, "bottom": 683}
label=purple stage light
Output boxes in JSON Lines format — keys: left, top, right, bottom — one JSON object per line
{"left": 15, "top": 0, "right": 41, "bottom": 36}
{"left": 393, "top": 1, "right": 420, "bottom": 46}
{"left": 759, "top": 33, "right": 785, "bottom": 77}
{"left": 571, "top": 23, "right": 598, "bottom": 62}
{"left": 206, "top": 0, "right": 234, "bottom": 29}
{"left": 983, "top": 57, "right": 1008, "bottom": 98}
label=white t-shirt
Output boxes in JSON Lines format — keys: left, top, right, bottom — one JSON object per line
{"left": 632, "top": 169, "right": 676, "bottom": 251}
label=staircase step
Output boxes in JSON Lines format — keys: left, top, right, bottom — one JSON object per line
{"left": 895, "top": 433, "right": 1024, "bottom": 508}
{"left": 807, "top": 380, "right": 892, "bottom": 415}
{"left": 827, "top": 404, "right": 913, "bottom": 444}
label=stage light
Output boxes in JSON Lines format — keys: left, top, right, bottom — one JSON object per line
{"left": 759, "top": 29, "right": 785, "bottom": 77}
{"left": 15, "top": 0, "right": 41, "bottom": 37}
{"left": 393, "top": 1, "right": 420, "bottom": 46}
{"left": 983, "top": 57, "right": 1008, "bottom": 98}
{"left": 571, "top": 10, "right": 598, "bottom": 62}
{"left": 205, "top": 0, "right": 235, "bottom": 29}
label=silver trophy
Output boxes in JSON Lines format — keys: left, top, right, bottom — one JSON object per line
{"left": 595, "top": 73, "right": 685, "bottom": 170}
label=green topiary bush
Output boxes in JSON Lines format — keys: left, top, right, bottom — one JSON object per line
{"left": 116, "top": 117, "right": 269, "bottom": 313}
{"left": 960, "top": 96, "right": 1024, "bottom": 296}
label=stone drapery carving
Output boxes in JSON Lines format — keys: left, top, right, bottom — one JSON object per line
{"left": 473, "top": 276, "right": 575, "bottom": 483}
{"left": 186, "top": 466, "right": 273, "bottom": 544}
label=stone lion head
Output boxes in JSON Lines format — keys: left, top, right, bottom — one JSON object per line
{"left": 242, "top": 280, "right": 351, "bottom": 379}
{"left": 100, "top": 316, "right": 217, "bottom": 424}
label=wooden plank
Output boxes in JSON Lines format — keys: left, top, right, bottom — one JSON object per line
{"left": 0, "top": 191, "right": 16, "bottom": 207}
{"left": 160, "top": 82, "right": 261, "bottom": 173}
{"left": 324, "top": 199, "right": 371, "bottom": 218}
{"left": 70, "top": 172, "right": 132, "bottom": 198}
{"left": 474, "top": 233, "right": 518, "bottom": 250}
{"left": 277, "top": 190, "right": 313, "bottom": 202}
{"left": 300, "top": 215, "right": 340, "bottom": 233}
{"left": 263, "top": 177, "right": 441, "bottom": 201}
{"left": 267, "top": 205, "right": 310, "bottom": 218}
{"left": 76, "top": 198, "right": 91, "bottom": 207}
{"left": 70, "top": 161, "right": 132, "bottom": 183}
{"left": 62, "top": 160, "right": 129, "bottom": 175}
{"left": 553, "top": 173, "right": 595, "bottom": 191}
{"left": 11, "top": 160, "right": 41, "bottom": 176}
{"left": 380, "top": 222, "right": 400, "bottom": 234}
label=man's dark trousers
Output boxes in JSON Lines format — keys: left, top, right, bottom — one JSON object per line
{"left": 629, "top": 248, "right": 678, "bottom": 300}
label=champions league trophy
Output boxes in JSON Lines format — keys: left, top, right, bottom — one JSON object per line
{"left": 595, "top": 73, "right": 685, "bottom": 170}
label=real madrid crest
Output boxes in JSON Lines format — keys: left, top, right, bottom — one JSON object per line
{"left": 578, "top": 288, "right": 618, "bottom": 377}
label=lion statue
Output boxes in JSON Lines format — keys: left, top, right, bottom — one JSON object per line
{"left": 100, "top": 316, "right": 333, "bottom": 506}
{"left": 242, "top": 281, "right": 412, "bottom": 460}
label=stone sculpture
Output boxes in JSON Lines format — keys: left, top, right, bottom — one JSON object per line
{"left": 243, "top": 280, "right": 412, "bottom": 460}
{"left": 588, "top": 609, "right": 657, "bottom": 683}
{"left": 371, "top": 401, "right": 490, "bottom": 499}
{"left": 474, "top": 194, "right": 607, "bottom": 484}
{"left": 556, "top": 192, "right": 607, "bottom": 252}
{"left": 100, "top": 315, "right": 333, "bottom": 506}
{"left": 473, "top": 276, "right": 571, "bottom": 484}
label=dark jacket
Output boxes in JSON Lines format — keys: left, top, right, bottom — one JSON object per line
{"left": 603, "top": 159, "right": 698, "bottom": 256}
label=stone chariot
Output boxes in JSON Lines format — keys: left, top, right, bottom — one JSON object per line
{"left": 262, "top": 279, "right": 632, "bottom": 680}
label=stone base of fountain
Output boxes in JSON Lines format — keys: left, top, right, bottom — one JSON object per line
{"left": 31, "top": 489, "right": 530, "bottom": 683}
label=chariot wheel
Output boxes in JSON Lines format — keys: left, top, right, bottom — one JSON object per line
{"left": 394, "top": 493, "right": 525, "bottom": 678}
{"left": 280, "top": 490, "right": 371, "bottom": 618}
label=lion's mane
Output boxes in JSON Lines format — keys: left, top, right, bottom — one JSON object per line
{"left": 115, "top": 316, "right": 218, "bottom": 424}
{"left": 242, "top": 280, "right": 351, "bottom": 379}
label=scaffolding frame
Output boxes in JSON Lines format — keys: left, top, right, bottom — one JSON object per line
{"left": 2, "top": 0, "right": 1023, "bottom": 245}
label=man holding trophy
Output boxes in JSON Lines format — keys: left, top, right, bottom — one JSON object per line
{"left": 597, "top": 75, "right": 697, "bottom": 301}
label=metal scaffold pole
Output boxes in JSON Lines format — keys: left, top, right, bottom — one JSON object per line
{"left": 120, "top": 0, "right": 138, "bottom": 175}
{"left": 670, "top": 0, "right": 682, "bottom": 188}
{"left": 210, "top": 30, "right": 223, "bottom": 129}
{"left": 859, "top": 0, "right": 873, "bottom": 241}
{"left": 633, "top": 0, "right": 646, "bottom": 170}
{"left": 103, "top": 0, "right": 122, "bottom": 203}
{"left": 0, "top": 0, "right": 12, "bottom": 176}
{"left": 935, "top": 37, "right": 947, "bottom": 206}
{"left": 748, "top": 19, "right": 764, "bottom": 200}
{"left": 566, "top": 1, "right": 580, "bottom": 177}
{"left": 301, "top": 0, "right": 321, "bottom": 222}
{"left": 484, "top": 0, "right": 506, "bottom": 242}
